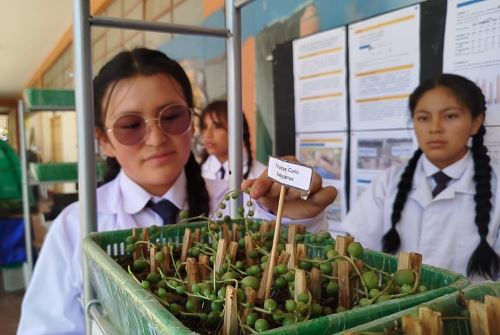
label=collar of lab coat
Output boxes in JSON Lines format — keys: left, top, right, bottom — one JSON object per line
{"left": 410, "top": 153, "right": 475, "bottom": 206}
{"left": 96, "top": 169, "right": 187, "bottom": 215}
{"left": 204, "top": 153, "right": 250, "bottom": 175}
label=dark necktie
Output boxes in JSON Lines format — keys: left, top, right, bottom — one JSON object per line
{"left": 219, "top": 166, "right": 226, "bottom": 180}
{"left": 432, "top": 171, "right": 452, "bottom": 198}
{"left": 147, "top": 199, "right": 179, "bottom": 225}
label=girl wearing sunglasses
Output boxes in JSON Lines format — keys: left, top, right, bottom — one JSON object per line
{"left": 18, "top": 48, "right": 336, "bottom": 334}
{"left": 200, "top": 100, "right": 267, "bottom": 181}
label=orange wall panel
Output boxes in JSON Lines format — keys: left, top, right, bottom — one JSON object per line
{"left": 203, "top": 0, "right": 224, "bottom": 18}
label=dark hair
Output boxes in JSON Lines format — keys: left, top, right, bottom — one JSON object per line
{"left": 383, "top": 73, "right": 499, "bottom": 279}
{"left": 93, "top": 48, "right": 209, "bottom": 218}
{"left": 199, "top": 100, "right": 254, "bottom": 179}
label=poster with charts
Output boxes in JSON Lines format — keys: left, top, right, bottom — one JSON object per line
{"left": 350, "top": 130, "right": 417, "bottom": 208}
{"left": 348, "top": 5, "right": 420, "bottom": 130}
{"left": 443, "top": 0, "right": 500, "bottom": 126}
{"left": 293, "top": 27, "right": 347, "bottom": 132}
{"left": 485, "top": 126, "right": 500, "bottom": 170}
{"left": 296, "top": 132, "right": 347, "bottom": 234}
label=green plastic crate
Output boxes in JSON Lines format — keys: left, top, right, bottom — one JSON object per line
{"left": 0, "top": 140, "right": 22, "bottom": 199}
{"left": 30, "top": 162, "right": 78, "bottom": 182}
{"left": 23, "top": 88, "right": 75, "bottom": 109}
{"left": 340, "top": 282, "right": 500, "bottom": 335}
{"left": 30, "top": 161, "right": 106, "bottom": 182}
{"left": 84, "top": 222, "right": 468, "bottom": 335}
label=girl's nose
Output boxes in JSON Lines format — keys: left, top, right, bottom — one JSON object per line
{"left": 145, "top": 120, "right": 167, "bottom": 145}
{"left": 429, "top": 117, "right": 443, "bottom": 133}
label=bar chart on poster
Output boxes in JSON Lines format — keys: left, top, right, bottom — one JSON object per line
{"left": 444, "top": 0, "right": 500, "bottom": 125}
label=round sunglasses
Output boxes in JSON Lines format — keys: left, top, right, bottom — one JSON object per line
{"left": 106, "top": 105, "right": 192, "bottom": 146}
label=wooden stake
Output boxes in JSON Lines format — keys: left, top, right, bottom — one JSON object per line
{"left": 287, "top": 224, "right": 297, "bottom": 244}
{"left": 232, "top": 223, "right": 239, "bottom": 242}
{"left": 296, "top": 243, "right": 306, "bottom": 261}
{"left": 244, "top": 235, "right": 255, "bottom": 266}
{"left": 294, "top": 269, "right": 308, "bottom": 302}
{"left": 214, "top": 239, "right": 227, "bottom": 274}
{"left": 223, "top": 285, "right": 238, "bottom": 335}
{"left": 186, "top": 257, "right": 200, "bottom": 310}
{"left": 141, "top": 228, "right": 149, "bottom": 256}
{"left": 277, "top": 251, "right": 290, "bottom": 266}
{"left": 180, "top": 229, "right": 192, "bottom": 262}
{"left": 161, "top": 245, "right": 171, "bottom": 272}
{"left": 468, "top": 298, "right": 497, "bottom": 335}
{"left": 223, "top": 224, "right": 231, "bottom": 247}
{"left": 259, "top": 221, "right": 269, "bottom": 243}
{"left": 338, "top": 260, "right": 352, "bottom": 309}
{"left": 485, "top": 295, "right": 500, "bottom": 329}
{"left": 198, "top": 254, "right": 210, "bottom": 280}
{"left": 309, "top": 267, "right": 322, "bottom": 301}
{"left": 418, "top": 307, "right": 442, "bottom": 335}
{"left": 149, "top": 246, "right": 157, "bottom": 273}
{"left": 264, "top": 184, "right": 287, "bottom": 300}
{"left": 286, "top": 243, "right": 297, "bottom": 269}
{"left": 193, "top": 228, "right": 201, "bottom": 243}
{"left": 240, "top": 287, "right": 256, "bottom": 322}
{"left": 257, "top": 259, "right": 272, "bottom": 301}
{"left": 402, "top": 315, "right": 425, "bottom": 335}
{"left": 335, "top": 235, "right": 354, "bottom": 256}
{"left": 228, "top": 241, "right": 238, "bottom": 264}
{"left": 398, "top": 252, "right": 422, "bottom": 275}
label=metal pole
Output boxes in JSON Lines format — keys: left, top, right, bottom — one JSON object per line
{"left": 90, "top": 16, "right": 230, "bottom": 37}
{"left": 17, "top": 100, "right": 33, "bottom": 284}
{"left": 234, "top": 0, "right": 257, "bottom": 9}
{"left": 226, "top": 0, "right": 243, "bottom": 217}
{"left": 73, "top": 0, "right": 97, "bottom": 334}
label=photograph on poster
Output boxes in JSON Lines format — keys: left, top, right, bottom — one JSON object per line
{"left": 349, "top": 130, "right": 416, "bottom": 207}
{"left": 357, "top": 138, "right": 414, "bottom": 171}
{"left": 296, "top": 133, "right": 348, "bottom": 232}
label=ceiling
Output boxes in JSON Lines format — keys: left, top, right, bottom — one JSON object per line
{"left": 0, "top": 0, "right": 73, "bottom": 99}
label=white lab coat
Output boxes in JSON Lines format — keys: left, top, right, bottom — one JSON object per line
{"left": 201, "top": 154, "right": 267, "bottom": 180}
{"left": 18, "top": 170, "right": 326, "bottom": 335}
{"left": 340, "top": 152, "right": 500, "bottom": 281}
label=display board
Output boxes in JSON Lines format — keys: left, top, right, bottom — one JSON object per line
{"left": 273, "top": 0, "right": 499, "bottom": 235}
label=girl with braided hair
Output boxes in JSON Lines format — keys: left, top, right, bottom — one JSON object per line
{"left": 18, "top": 48, "right": 336, "bottom": 334}
{"left": 199, "top": 100, "right": 266, "bottom": 180}
{"left": 341, "top": 73, "right": 499, "bottom": 281}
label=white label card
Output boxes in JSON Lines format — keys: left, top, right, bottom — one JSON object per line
{"left": 267, "top": 156, "right": 313, "bottom": 192}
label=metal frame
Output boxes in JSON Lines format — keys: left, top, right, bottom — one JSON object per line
{"left": 72, "top": 0, "right": 256, "bottom": 333}
{"left": 17, "top": 100, "right": 76, "bottom": 285}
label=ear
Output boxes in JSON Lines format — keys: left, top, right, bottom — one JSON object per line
{"left": 470, "top": 113, "right": 484, "bottom": 136}
{"left": 95, "top": 128, "right": 116, "bottom": 158}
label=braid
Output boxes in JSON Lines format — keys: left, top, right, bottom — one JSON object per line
{"left": 383, "top": 149, "right": 423, "bottom": 254}
{"left": 467, "top": 125, "right": 499, "bottom": 279}
{"left": 242, "top": 113, "right": 252, "bottom": 179}
{"left": 103, "top": 157, "right": 121, "bottom": 183}
{"left": 184, "top": 152, "right": 210, "bottom": 218}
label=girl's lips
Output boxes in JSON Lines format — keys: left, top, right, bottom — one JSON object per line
{"left": 145, "top": 151, "right": 174, "bottom": 162}
{"left": 427, "top": 141, "right": 446, "bottom": 148}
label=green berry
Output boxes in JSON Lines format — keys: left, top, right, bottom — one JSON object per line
{"left": 254, "top": 319, "right": 269, "bottom": 332}
{"left": 246, "top": 312, "right": 258, "bottom": 326}
{"left": 179, "top": 209, "right": 189, "bottom": 219}
{"left": 285, "top": 299, "right": 297, "bottom": 312}
{"left": 264, "top": 298, "right": 277, "bottom": 312}
{"left": 347, "top": 242, "right": 363, "bottom": 258}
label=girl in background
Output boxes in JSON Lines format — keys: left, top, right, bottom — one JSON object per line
{"left": 340, "top": 73, "right": 499, "bottom": 281}
{"left": 200, "top": 100, "right": 266, "bottom": 180}
{"left": 18, "top": 48, "right": 336, "bottom": 334}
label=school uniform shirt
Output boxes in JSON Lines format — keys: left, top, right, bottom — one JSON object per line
{"left": 201, "top": 154, "right": 267, "bottom": 180}
{"left": 18, "top": 170, "right": 326, "bottom": 335}
{"left": 340, "top": 151, "right": 500, "bottom": 281}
